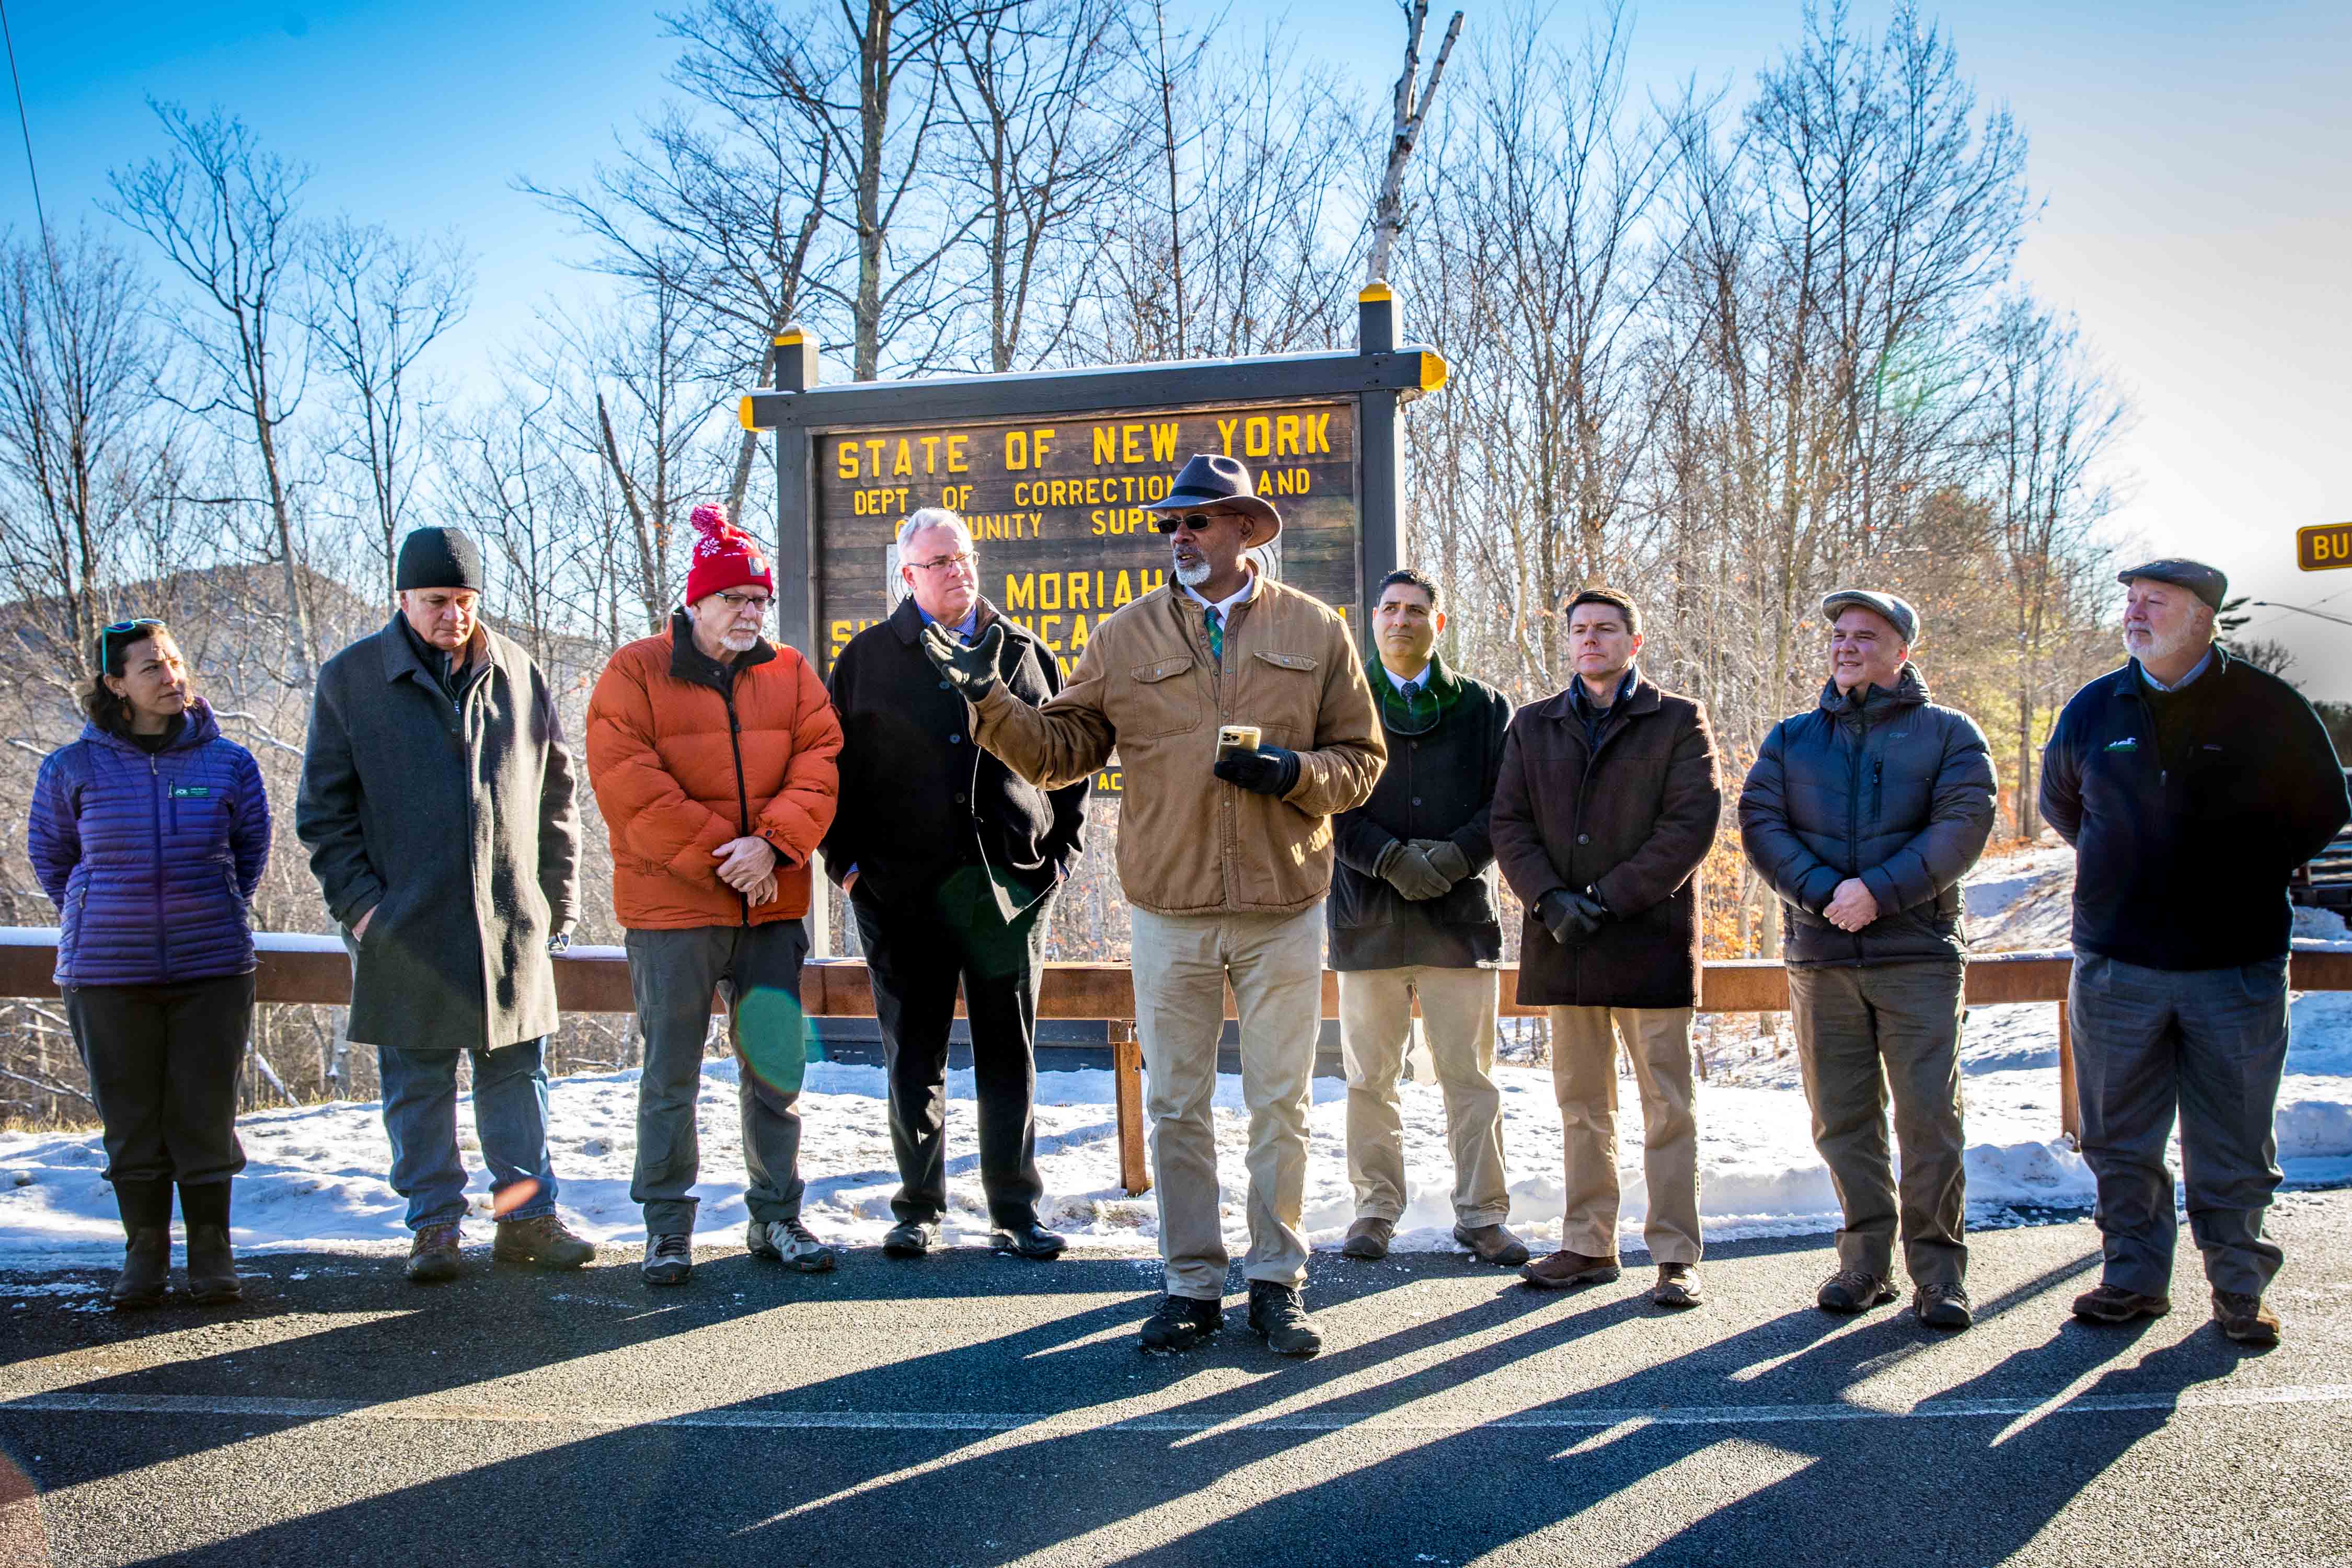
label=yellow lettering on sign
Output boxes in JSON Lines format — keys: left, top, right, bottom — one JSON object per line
{"left": 1093, "top": 425, "right": 1117, "bottom": 464}
{"left": 1038, "top": 615, "right": 1063, "bottom": 652}
{"left": 864, "top": 439, "right": 885, "bottom": 475}
{"left": 1039, "top": 573, "right": 1061, "bottom": 611}
{"left": 921, "top": 435, "right": 940, "bottom": 474}
{"left": 1005, "top": 430, "right": 1030, "bottom": 469}
{"left": 1070, "top": 614, "right": 1090, "bottom": 651}
{"left": 947, "top": 434, "right": 969, "bottom": 473}
{"left": 837, "top": 442, "right": 860, "bottom": 480}
{"left": 893, "top": 439, "right": 914, "bottom": 478}
{"left": 1306, "top": 412, "right": 1331, "bottom": 453}
{"left": 1275, "top": 414, "right": 1300, "bottom": 456}
{"left": 1005, "top": 574, "right": 1034, "bottom": 610}
{"left": 1033, "top": 428, "right": 1055, "bottom": 464}
{"left": 1121, "top": 424, "right": 1144, "bottom": 464}
{"left": 1245, "top": 416, "right": 1271, "bottom": 456}
{"left": 1112, "top": 571, "right": 1135, "bottom": 606}
{"left": 1216, "top": 417, "right": 1238, "bottom": 455}
{"left": 1068, "top": 573, "right": 1090, "bottom": 610}
{"left": 1152, "top": 421, "right": 1179, "bottom": 462}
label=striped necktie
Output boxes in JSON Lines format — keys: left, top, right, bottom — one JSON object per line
{"left": 1204, "top": 607, "right": 1224, "bottom": 664}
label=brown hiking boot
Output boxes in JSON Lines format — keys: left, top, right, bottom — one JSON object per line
{"left": 1816, "top": 1269, "right": 1897, "bottom": 1313}
{"left": 1652, "top": 1262, "right": 1704, "bottom": 1309}
{"left": 406, "top": 1223, "right": 463, "bottom": 1284}
{"left": 2212, "top": 1290, "right": 2281, "bottom": 1346}
{"left": 1519, "top": 1249, "right": 1620, "bottom": 1290}
{"left": 1340, "top": 1217, "right": 1393, "bottom": 1260}
{"left": 492, "top": 1214, "right": 596, "bottom": 1271}
{"left": 1913, "top": 1282, "right": 1973, "bottom": 1331}
{"left": 1454, "top": 1224, "right": 1531, "bottom": 1267}
{"left": 2071, "top": 1283, "right": 2171, "bottom": 1324}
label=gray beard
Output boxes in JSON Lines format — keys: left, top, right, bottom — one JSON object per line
{"left": 1173, "top": 558, "right": 1213, "bottom": 588}
{"left": 2126, "top": 624, "right": 2198, "bottom": 664}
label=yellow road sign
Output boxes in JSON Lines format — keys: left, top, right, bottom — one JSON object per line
{"left": 2300, "top": 521, "right": 2352, "bottom": 571}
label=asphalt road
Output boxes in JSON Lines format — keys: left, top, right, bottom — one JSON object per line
{"left": 4, "top": 1193, "right": 2350, "bottom": 1568}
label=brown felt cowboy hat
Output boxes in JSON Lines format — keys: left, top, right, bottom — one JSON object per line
{"left": 1140, "top": 453, "right": 1282, "bottom": 546}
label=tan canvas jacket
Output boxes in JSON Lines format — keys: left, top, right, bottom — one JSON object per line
{"left": 969, "top": 574, "right": 1385, "bottom": 915}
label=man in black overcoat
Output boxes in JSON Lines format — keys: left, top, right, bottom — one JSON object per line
{"left": 823, "top": 509, "right": 1089, "bottom": 1261}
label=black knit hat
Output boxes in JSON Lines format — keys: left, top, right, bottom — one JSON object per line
{"left": 395, "top": 527, "right": 485, "bottom": 592}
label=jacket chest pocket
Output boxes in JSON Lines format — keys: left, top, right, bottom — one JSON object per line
{"left": 166, "top": 783, "right": 224, "bottom": 836}
{"left": 1123, "top": 655, "right": 1201, "bottom": 739}
{"left": 1242, "top": 650, "right": 1321, "bottom": 744}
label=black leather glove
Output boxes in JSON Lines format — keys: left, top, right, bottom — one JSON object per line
{"left": 1375, "top": 840, "right": 1452, "bottom": 900}
{"left": 1537, "top": 888, "right": 1607, "bottom": 944}
{"left": 1412, "top": 838, "right": 1472, "bottom": 884}
{"left": 1213, "top": 744, "right": 1301, "bottom": 797}
{"left": 920, "top": 620, "right": 1005, "bottom": 701}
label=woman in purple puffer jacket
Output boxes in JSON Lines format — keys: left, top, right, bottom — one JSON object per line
{"left": 28, "top": 620, "right": 270, "bottom": 1309}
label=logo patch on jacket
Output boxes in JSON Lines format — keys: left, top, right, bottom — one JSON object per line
{"left": 2104, "top": 738, "right": 2137, "bottom": 751}
{"left": 169, "top": 785, "right": 212, "bottom": 798}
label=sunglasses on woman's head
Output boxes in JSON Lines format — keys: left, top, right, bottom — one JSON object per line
{"left": 99, "top": 618, "right": 166, "bottom": 666}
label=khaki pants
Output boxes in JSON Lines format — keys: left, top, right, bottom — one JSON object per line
{"left": 1338, "top": 965, "right": 1508, "bottom": 1227}
{"left": 1130, "top": 904, "right": 1323, "bottom": 1298}
{"left": 1548, "top": 1006, "right": 1702, "bottom": 1265}
{"left": 1787, "top": 961, "right": 1968, "bottom": 1288}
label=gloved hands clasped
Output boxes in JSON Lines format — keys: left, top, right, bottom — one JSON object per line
{"left": 1213, "top": 744, "right": 1301, "bottom": 797}
{"left": 1537, "top": 887, "right": 1610, "bottom": 945}
{"left": 1374, "top": 840, "right": 1453, "bottom": 900}
{"left": 1411, "top": 838, "right": 1472, "bottom": 884}
{"left": 920, "top": 621, "right": 1005, "bottom": 701}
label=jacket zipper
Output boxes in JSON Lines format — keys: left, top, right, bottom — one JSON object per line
{"left": 149, "top": 753, "right": 169, "bottom": 981}
{"left": 723, "top": 683, "right": 753, "bottom": 927}
{"left": 1846, "top": 707, "right": 1867, "bottom": 963}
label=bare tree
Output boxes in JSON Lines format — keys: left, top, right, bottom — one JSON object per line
{"left": 303, "top": 218, "right": 472, "bottom": 594}
{"left": 0, "top": 225, "right": 170, "bottom": 670}
{"left": 107, "top": 101, "right": 318, "bottom": 682}
{"left": 931, "top": 0, "right": 1142, "bottom": 371}
{"left": 1363, "top": 0, "right": 1462, "bottom": 289}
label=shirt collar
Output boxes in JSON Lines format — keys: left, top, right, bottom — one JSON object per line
{"left": 1180, "top": 568, "right": 1257, "bottom": 620}
{"left": 915, "top": 599, "right": 981, "bottom": 640}
{"left": 2138, "top": 646, "right": 2214, "bottom": 694}
{"left": 1383, "top": 660, "right": 1432, "bottom": 694}
{"left": 1573, "top": 664, "right": 1638, "bottom": 713}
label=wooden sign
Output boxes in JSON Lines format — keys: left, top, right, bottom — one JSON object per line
{"left": 812, "top": 401, "right": 1362, "bottom": 678}
{"left": 2299, "top": 521, "right": 2352, "bottom": 572}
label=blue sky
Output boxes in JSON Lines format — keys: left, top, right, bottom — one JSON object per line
{"left": 8, "top": 1, "right": 2350, "bottom": 695}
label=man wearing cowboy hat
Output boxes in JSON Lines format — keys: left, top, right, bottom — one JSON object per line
{"left": 925, "top": 453, "right": 1385, "bottom": 1358}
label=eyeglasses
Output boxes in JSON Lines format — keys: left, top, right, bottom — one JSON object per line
{"left": 906, "top": 550, "right": 977, "bottom": 573}
{"left": 1150, "top": 513, "right": 1224, "bottom": 535}
{"left": 715, "top": 591, "right": 773, "bottom": 614}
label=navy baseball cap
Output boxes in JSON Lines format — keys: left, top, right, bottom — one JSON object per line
{"left": 2117, "top": 557, "right": 2227, "bottom": 611}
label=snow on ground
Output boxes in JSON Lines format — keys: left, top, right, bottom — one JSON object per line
{"left": 6, "top": 984, "right": 2349, "bottom": 1273}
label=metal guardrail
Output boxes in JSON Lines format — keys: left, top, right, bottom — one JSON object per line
{"left": 5, "top": 931, "right": 2347, "bottom": 1196}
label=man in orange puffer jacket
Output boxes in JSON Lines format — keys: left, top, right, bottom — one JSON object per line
{"left": 586, "top": 504, "right": 843, "bottom": 1286}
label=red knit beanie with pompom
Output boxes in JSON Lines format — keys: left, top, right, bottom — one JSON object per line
{"left": 685, "top": 503, "right": 773, "bottom": 605}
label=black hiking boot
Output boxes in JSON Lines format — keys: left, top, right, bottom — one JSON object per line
{"left": 1246, "top": 1282, "right": 1323, "bottom": 1358}
{"left": 1137, "top": 1293, "right": 1223, "bottom": 1354}
{"left": 492, "top": 1214, "right": 596, "bottom": 1271}
{"left": 1817, "top": 1269, "right": 1897, "bottom": 1314}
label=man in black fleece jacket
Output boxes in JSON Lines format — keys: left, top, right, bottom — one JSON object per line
{"left": 2040, "top": 558, "right": 2349, "bottom": 1345}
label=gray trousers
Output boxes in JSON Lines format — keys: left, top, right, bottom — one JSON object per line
{"left": 2071, "top": 953, "right": 2289, "bottom": 1299}
{"left": 627, "top": 920, "right": 810, "bottom": 1235}
{"left": 1787, "top": 960, "right": 1968, "bottom": 1288}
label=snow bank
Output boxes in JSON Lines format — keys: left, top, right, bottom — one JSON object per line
{"left": 6, "top": 983, "right": 2348, "bottom": 1272}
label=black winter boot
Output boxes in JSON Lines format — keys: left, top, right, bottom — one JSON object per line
{"left": 1246, "top": 1282, "right": 1323, "bottom": 1358}
{"left": 180, "top": 1182, "right": 243, "bottom": 1305}
{"left": 110, "top": 1178, "right": 173, "bottom": 1309}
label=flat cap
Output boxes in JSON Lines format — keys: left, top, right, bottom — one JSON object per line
{"left": 1820, "top": 589, "right": 1918, "bottom": 644}
{"left": 2117, "top": 557, "right": 2227, "bottom": 612}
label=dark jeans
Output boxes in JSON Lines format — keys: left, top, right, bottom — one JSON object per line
{"left": 2071, "top": 953, "right": 2290, "bottom": 1299}
{"left": 66, "top": 972, "right": 255, "bottom": 1189}
{"left": 378, "top": 1037, "right": 559, "bottom": 1232}
{"left": 627, "top": 919, "right": 811, "bottom": 1235}
{"left": 1787, "top": 959, "right": 1969, "bottom": 1289}
{"left": 855, "top": 867, "right": 1048, "bottom": 1228}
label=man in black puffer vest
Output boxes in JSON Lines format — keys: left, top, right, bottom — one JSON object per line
{"left": 823, "top": 509, "right": 1089, "bottom": 1264}
{"left": 2040, "top": 558, "right": 2349, "bottom": 1345}
{"left": 1740, "top": 591, "right": 1995, "bottom": 1332}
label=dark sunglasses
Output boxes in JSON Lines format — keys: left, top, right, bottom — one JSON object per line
{"left": 1150, "top": 512, "right": 1224, "bottom": 535}
{"left": 98, "top": 618, "right": 166, "bottom": 670}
